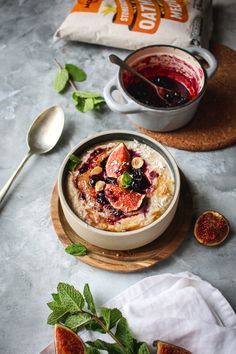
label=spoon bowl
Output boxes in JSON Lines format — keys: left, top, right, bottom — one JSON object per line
{"left": 27, "top": 106, "right": 64, "bottom": 154}
{"left": 0, "top": 105, "right": 64, "bottom": 204}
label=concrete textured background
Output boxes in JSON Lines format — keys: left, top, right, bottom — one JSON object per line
{"left": 0, "top": 0, "right": 235, "bottom": 353}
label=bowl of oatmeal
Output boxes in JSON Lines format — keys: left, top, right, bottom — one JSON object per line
{"left": 58, "top": 130, "right": 180, "bottom": 250}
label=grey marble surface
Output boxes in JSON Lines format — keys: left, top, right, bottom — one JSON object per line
{"left": 0, "top": 1, "right": 236, "bottom": 353}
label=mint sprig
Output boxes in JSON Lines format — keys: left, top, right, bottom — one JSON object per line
{"left": 65, "top": 242, "right": 87, "bottom": 256}
{"left": 72, "top": 90, "right": 105, "bottom": 113}
{"left": 53, "top": 59, "right": 106, "bottom": 113}
{"left": 47, "top": 282, "right": 151, "bottom": 353}
{"left": 121, "top": 171, "right": 133, "bottom": 189}
{"left": 67, "top": 154, "right": 81, "bottom": 171}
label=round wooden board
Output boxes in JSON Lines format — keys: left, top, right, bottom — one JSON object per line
{"left": 51, "top": 174, "right": 193, "bottom": 272}
{"left": 139, "top": 43, "right": 236, "bottom": 151}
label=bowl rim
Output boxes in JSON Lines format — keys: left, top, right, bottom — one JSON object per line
{"left": 58, "top": 130, "right": 181, "bottom": 238}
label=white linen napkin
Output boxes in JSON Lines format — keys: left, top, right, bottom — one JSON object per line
{"left": 41, "top": 272, "right": 236, "bottom": 354}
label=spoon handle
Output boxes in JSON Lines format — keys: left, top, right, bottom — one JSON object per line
{"left": 109, "top": 54, "right": 157, "bottom": 89}
{"left": 0, "top": 150, "right": 33, "bottom": 205}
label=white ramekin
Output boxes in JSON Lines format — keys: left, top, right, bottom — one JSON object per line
{"left": 58, "top": 130, "right": 180, "bottom": 250}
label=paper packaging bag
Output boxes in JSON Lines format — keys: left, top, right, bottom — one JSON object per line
{"left": 55, "top": 0, "right": 212, "bottom": 50}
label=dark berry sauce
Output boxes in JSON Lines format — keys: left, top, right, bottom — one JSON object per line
{"left": 122, "top": 55, "right": 200, "bottom": 108}
{"left": 126, "top": 75, "right": 191, "bottom": 108}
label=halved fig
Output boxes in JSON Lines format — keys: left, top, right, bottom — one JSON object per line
{"left": 155, "top": 340, "right": 191, "bottom": 354}
{"left": 106, "top": 143, "right": 130, "bottom": 178}
{"left": 104, "top": 184, "right": 145, "bottom": 213}
{"left": 54, "top": 324, "right": 85, "bottom": 354}
{"left": 194, "top": 210, "right": 229, "bottom": 246}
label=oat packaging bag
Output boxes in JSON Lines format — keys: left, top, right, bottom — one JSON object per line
{"left": 55, "top": 0, "right": 212, "bottom": 50}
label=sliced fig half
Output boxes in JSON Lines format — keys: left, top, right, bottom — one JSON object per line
{"left": 106, "top": 142, "right": 130, "bottom": 178}
{"left": 155, "top": 340, "right": 191, "bottom": 354}
{"left": 54, "top": 324, "right": 85, "bottom": 354}
{"left": 194, "top": 210, "right": 229, "bottom": 246}
{"left": 104, "top": 184, "right": 145, "bottom": 213}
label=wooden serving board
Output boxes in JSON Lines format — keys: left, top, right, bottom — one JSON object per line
{"left": 51, "top": 174, "right": 193, "bottom": 272}
{"left": 139, "top": 43, "right": 236, "bottom": 151}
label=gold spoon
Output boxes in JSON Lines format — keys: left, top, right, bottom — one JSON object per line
{"left": 0, "top": 106, "right": 64, "bottom": 204}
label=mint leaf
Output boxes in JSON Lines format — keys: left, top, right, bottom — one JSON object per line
{"left": 57, "top": 283, "right": 85, "bottom": 313}
{"left": 73, "top": 91, "right": 102, "bottom": 99}
{"left": 47, "top": 306, "right": 68, "bottom": 325}
{"left": 53, "top": 68, "right": 69, "bottom": 93}
{"left": 110, "top": 308, "right": 122, "bottom": 329}
{"left": 74, "top": 97, "right": 94, "bottom": 113}
{"left": 52, "top": 293, "right": 61, "bottom": 303}
{"left": 67, "top": 154, "right": 81, "bottom": 171}
{"left": 121, "top": 171, "right": 132, "bottom": 189}
{"left": 115, "top": 317, "right": 134, "bottom": 354}
{"left": 86, "top": 340, "right": 124, "bottom": 354}
{"left": 65, "top": 313, "right": 91, "bottom": 331}
{"left": 137, "top": 342, "right": 150, "bottom": 354}
{"left": 47, "top": 301, "right": 61, "bottom": 311}
{"left": 65, "top": 64, "right": 86, "bottom": 82}
{"left": 100, "top": 307, "right": 122, "bottom": 331}
{"left": 72, "top": 91, "right": 105, "bottom": 113}
{"left": 86, "top": 348, "right": 100, "bottom": 354}
{"left": 84, "top": 284, "right": 96, "bottom": 314}
{"left": 85, "top": 319, "right": 106, "bottom": 334}
{"left": 100, "top": 307, "right": 111, "bottom": 330}
{"left": 65, "top": 243, "right": 87, "bottom": 256}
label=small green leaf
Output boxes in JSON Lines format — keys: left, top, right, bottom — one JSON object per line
{"left": 52, "top": 293, "right": 61, "bottom": 303}
{"left": 65, "top": 313, "right": 91, "bottom": 331}
{"left": 67, "top": 154, "right": 81, "bottom": 171}
{"left": 137, "top": 342, "right": 150, "bottom": 354}
{"left": 83, "top": 284, "right": 96, "bottom": 314}
{"left": 85, "top": 319, "right": 106, "bottom": 334}
{"left": 53, "top": 68, "right": 69, "bottom": 93}
{"left": 65, "top": 64, "right": 87, "bottom": 82}
{"left": 115, "top": 317, "right": 134, "bottom": 354}
{"left": 100, "top": 307, "right": 111, "bottom": 329}
{"left": 110, "top": 308, "right": 122, "bottom": 329}
{"left": 121, "top": 171, "right": 132, "bottom": 189}
{"left": 85, "top": 347, "right": 100, "bottom": 354}
{"left": 47, "top": 306, "right": 68, "bottom": 325}
{"left": 86, "top": 340, "right": 124, "bottom": 354}
{"left": 73, "top": 90, "right": 102, "bottom": 99}
{"left": 57, "top": 283, "right": 85, "bottom": 314}
{"left": 65, "top": 243, "right": 87, "bottom": 256}
{"left": 47, "top": 301, "right": 61, "bottom": 311}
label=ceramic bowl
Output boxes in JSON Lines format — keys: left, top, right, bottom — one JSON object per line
{"left": 58, "top": 130, "right": 180, "bottom": 250}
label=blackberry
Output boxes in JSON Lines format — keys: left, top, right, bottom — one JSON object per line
{"left": 89, "top": 176, "right": 99, "bottom": 187}
{"left": 110, "top": 207, "right": 123, "bottom": 217}
{"left": 96, "top": 191, "right": 109, "bottom": 205}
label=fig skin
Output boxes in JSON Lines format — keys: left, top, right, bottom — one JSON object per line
{"left": 106, "top": 142, "right": 130, "bottom": 178}
{"left": 194, "top": 210, "right": 230, "bottom": 246}
{"left": 154, "top": 340, "right": 192, "bottom": 354}
{"left": 54, "top": 324, "right": 85, "bottom": 354}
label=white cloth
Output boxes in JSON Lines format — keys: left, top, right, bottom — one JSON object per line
{"left": 41, "top": 272, "right": 236, "bottom": 354}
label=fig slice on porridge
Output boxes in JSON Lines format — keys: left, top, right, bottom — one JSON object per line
{"left": 106, "top": 142, "right": 130, "bottom": 178}
{"left": 104, "top": 184, "right": 145, "bottom": 213}
{"left": 66, "top": 140, "right": 174, "bottom": 232}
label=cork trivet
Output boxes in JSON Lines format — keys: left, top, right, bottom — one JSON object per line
{"left": 139, "top": 43, "right": 236, "bottom": 151}
{"left": 50, "top": 173, "right": 193, "bottom": 273}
